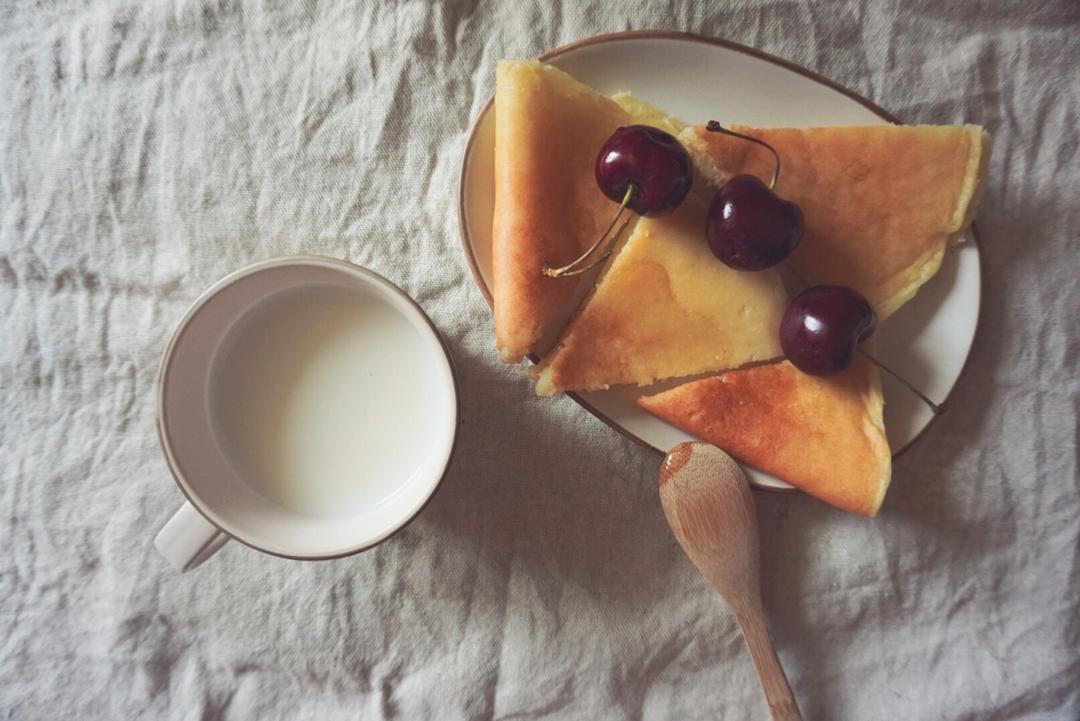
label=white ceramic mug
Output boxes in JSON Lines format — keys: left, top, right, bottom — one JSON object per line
{"left": 154, "top": 257, "right": 458, "bottom": 571}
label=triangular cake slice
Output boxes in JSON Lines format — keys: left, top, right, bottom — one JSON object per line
{"left": 682, "top": 124, "right": 990, "bottom": 321}
{"left": 493, "top": 60, "right": 639, "bottom": 362}
{"left": 534, "top": 193, "right": 788, "bottom": 395}
{"left": 638, "top": 355, "right": 891, "bottom": 516}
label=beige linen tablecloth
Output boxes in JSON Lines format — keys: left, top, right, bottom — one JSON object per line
{"left": 2, "top": 1, "right": 1077, "bottom": 719}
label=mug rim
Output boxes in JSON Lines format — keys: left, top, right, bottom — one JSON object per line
{"left": 155, "top": 255, "right": 460, "bottom": 561}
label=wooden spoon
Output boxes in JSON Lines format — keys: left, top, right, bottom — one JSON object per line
{"left": 658, "top": 441, "right": 803, "bottom": 721}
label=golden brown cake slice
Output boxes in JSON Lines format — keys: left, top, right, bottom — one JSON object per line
{"left": 492, "top": 60, "right": 637, "bottom": 363}
{"left": 682, "top": 124, "right": 990, "bottom": 321}
{"left": 534, "top": 193, "right": 788, "bottom": 395}
{"left": 638, "top": 356, "right": 891, "bottom": 516}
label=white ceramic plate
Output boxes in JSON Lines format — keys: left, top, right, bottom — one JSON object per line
{"left": 458, "top": 31, "right": 981, "bottom": 490}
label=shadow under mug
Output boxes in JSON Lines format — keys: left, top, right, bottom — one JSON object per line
{"left": 154, "top": 257, "right": 458, "bottom": 571}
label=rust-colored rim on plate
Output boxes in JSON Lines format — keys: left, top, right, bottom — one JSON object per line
{"left": 155, "top": 256, "right": 461, "bottom": 561}
{"left": 456, "top": 29, "right": 983, "bottom": 476}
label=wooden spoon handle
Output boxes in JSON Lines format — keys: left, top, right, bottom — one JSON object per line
{"left": 735, "top": 609, "right": 803, "bottom": 721}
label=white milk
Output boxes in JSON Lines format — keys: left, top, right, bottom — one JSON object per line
{"left": 209, "top": 284, "right": 438, "bottom": 517}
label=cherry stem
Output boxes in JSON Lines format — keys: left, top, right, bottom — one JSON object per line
{"left": 705, "top": 121, "right": 781, "bottom": 190}
{"left": 543, "top": 184, "right": 635, "bottom": 278}
{"left": 857, "top": 348, "right": 945, "bottom": 415}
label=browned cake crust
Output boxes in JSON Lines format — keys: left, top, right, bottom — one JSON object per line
{"left": 639, "top": 357, "right": 891, "bottom": 516}
{"left": 685, "top": 124, "right": 990, "bottom": 321}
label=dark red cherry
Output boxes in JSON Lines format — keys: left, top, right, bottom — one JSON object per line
{"left": 595, "top": 125, "right": 693, "bottom": 216}
{"left": 780, "top": 285, "right": 877, "bottom": 376}
{"left": 706, "top": 175, "right": 803, "bottom": 270}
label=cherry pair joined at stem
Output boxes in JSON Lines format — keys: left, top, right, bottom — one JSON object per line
{"left": 545, "top": 122, "right": 804, "bottom": 277}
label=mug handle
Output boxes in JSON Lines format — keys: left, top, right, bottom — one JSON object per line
{"left": 155, "top": 502, "right": 229, "bottom": 572}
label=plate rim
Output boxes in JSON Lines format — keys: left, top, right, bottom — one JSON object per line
{"left": 456, "top": 29, "right": 983, "bottom": 478}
